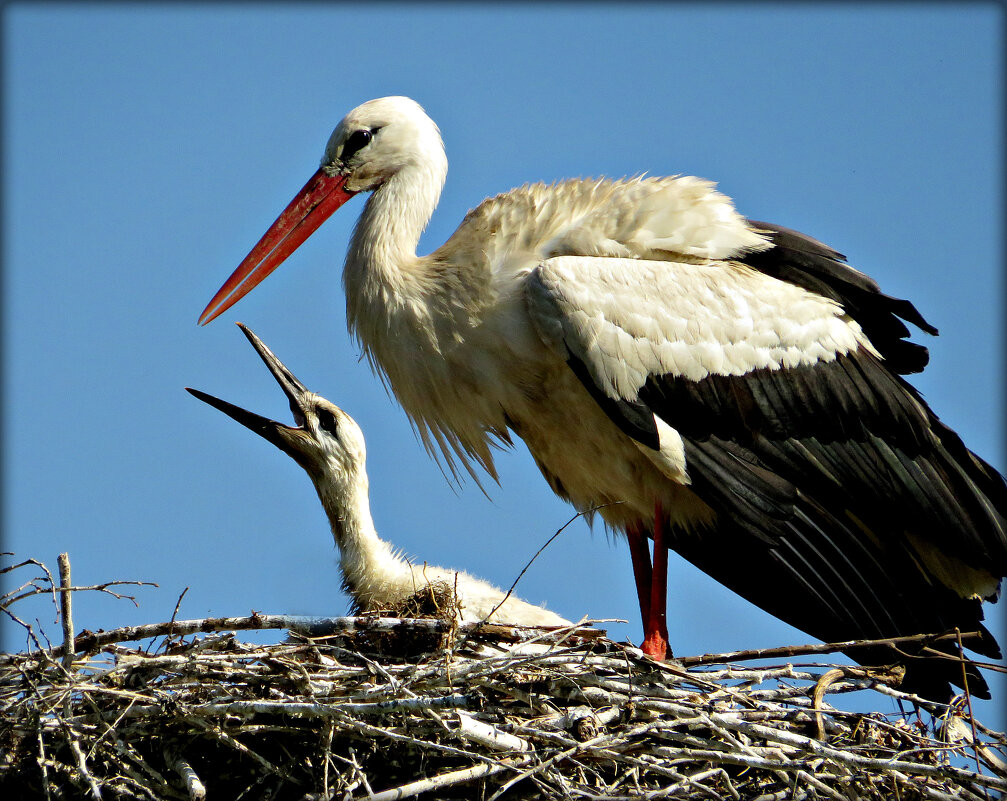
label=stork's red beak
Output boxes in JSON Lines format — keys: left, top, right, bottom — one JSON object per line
{"left": 198, "top": 169, "right": 356, "bottom": 325}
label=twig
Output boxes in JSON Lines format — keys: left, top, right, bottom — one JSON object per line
{"left": 0, "top": 557, "right": 59, "bottom": 609}
{"left": 67, "top": 731, "right": 102, "bottom": 799}
{"left": 452, "top": 711, "right": 532, "bottom": 752}
{"left": 159, "top": 586, "right": 190, "bottom": 651}
{"left": 0, "top": 613, "right": 602, "bottom": 665}
{"left": 366, "top": 758, "right": 530, "bottom": 801}
{"left": 58, "top": 553, "right": 75, "bottom": 673}
{"left": 2, "top": 603, "right": 45, "bottom": 651}
{"left": 483, "top": 506, "right": 605, "bottom": 624}
{"left": 678, "top": 630, "right": 991, "bottom": 667}
{"left": 955, "top": 628, "right": 989, "bottom": 798}
{"left": 164, "top": 748, "right": 206, "bottom": 801}
{"left": 35, "top": 727, "right": 53, "bottom": 801}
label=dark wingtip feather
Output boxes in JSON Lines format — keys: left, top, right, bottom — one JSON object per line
{"left": 741, "top": 220, "right": 940, "bottom": 373}
{"left": 882, "top": 294, "right": 939, "bottom": 336}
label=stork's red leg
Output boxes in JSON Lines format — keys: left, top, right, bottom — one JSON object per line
{"left": 626, "top": 522, "right": 653, "bottom": 625}
{"left": 628, "top": 507, "right": 670, "bottom": 661}
{"left": 641, "top": 502, "right": 670, "bottom": 660}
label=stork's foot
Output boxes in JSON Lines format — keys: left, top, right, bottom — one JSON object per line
{"left": 640, "top": 630, "right": 670, "bottom": 661}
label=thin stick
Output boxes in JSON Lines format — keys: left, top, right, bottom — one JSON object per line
{"left": 678, "top": 630, "right": 992, "bottom": 668}
{"left": 1, "top": 604, "right": 45, "bottom": 651}
{"left": 453, "top": 711, "right": 532, "bottom": 752}
{"left": 36, "top": 727, "right": 53, "bottom": 801}
{"left": 169, "top": 587, "right": 188, "bottom": 634}
{"left": 366, "top": 758, "right": 530, "bottom": 801}
{"left": 1, "top": 556, "right": 59, "bottom": 609}
{"left": 67, "top": 737, "right": 103, "bottom": 800}
{"left": 154, "top": 586, "right": 190, "bottom": 653}
{"left": 482, "top": 507, "right": 596, "bottom": 624}
{"left": 955, "top": 628, "right": 989, "bottom": 800}
{"left": 1, "top": 613, "right": 603, "bottom": 665}
{"left": 57, "top": 553, "right": 74, "bottom": 673}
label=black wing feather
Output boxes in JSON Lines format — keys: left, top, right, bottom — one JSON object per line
{"left": 675, "top": 427, "right": 999, "bottom": 700}
{"left": 640, "top": 352, "right": 1005, "bottom": 570}
{"left": 564, "top": 348, "right": 660, "bottom": 450}
{"left": 742, "top": 221, "right": 937, "bottom": 373}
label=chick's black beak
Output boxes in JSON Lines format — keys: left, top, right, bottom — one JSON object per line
{"left": 185, "top": 386, "right": 311, "bottom": 460}
{"left": 186, "top": 323, "right": 314, "bottom": 461}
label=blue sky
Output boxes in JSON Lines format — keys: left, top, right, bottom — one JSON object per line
{"left": 4, "top": 5, "right": 1003, "bottom": 717}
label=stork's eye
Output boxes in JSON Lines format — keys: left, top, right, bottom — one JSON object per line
{"left": 316, "top": 408, "right": 340, "bottom": 436}
{"left": 341, "top": 129, "right": 373, "bottom": 161}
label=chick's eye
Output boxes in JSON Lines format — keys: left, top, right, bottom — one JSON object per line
{"left": 315, "top": 408, "right": 340, "bottom": 437}
{"left": 341, "top": 129, "right": 372, "bottom": 161}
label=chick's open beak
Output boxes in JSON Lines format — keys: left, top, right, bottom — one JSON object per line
{"left": 186, "top": 323, "right": 315, "bottom": 462}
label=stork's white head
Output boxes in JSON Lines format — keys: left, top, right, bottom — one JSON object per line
{"left": 322, "top": 96, "right": 446, "bottom": 194}
{"left": 199, "top": 96, "right": 446, "bottom": 325}
{"left": 187, "top": 323, "right": 366, "bottom": 488}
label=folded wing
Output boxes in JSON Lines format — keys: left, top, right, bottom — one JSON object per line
{"left": 527, "top": 237, "right": 1006, "bottom": 699}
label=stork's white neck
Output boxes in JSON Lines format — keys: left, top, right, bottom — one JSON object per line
{"left": 345, "top": 158, "right": 447, "bottom": 293}
{"left": 310, "top": 467, "right": 404, "bottom": 605}
{"left": 339, "top": 145, "right": 517, "bottom": 481}
{"left": 341, "top": 154, "right": 483, "bottom": 403}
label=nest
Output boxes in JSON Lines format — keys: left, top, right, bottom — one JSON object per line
{"left": 2, "top": 556, "right": 1006, "bottom": 799}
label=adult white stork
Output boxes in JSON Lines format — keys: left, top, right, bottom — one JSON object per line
{"left": 200, "top": 96, "right": 1006, "bottom": 700}
{"left": 188, "top": 323, "right": 571, "bottom": 628}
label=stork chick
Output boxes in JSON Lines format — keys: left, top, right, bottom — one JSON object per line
{"left": 188, "top": 323, "right": 570, "bottom": 627}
